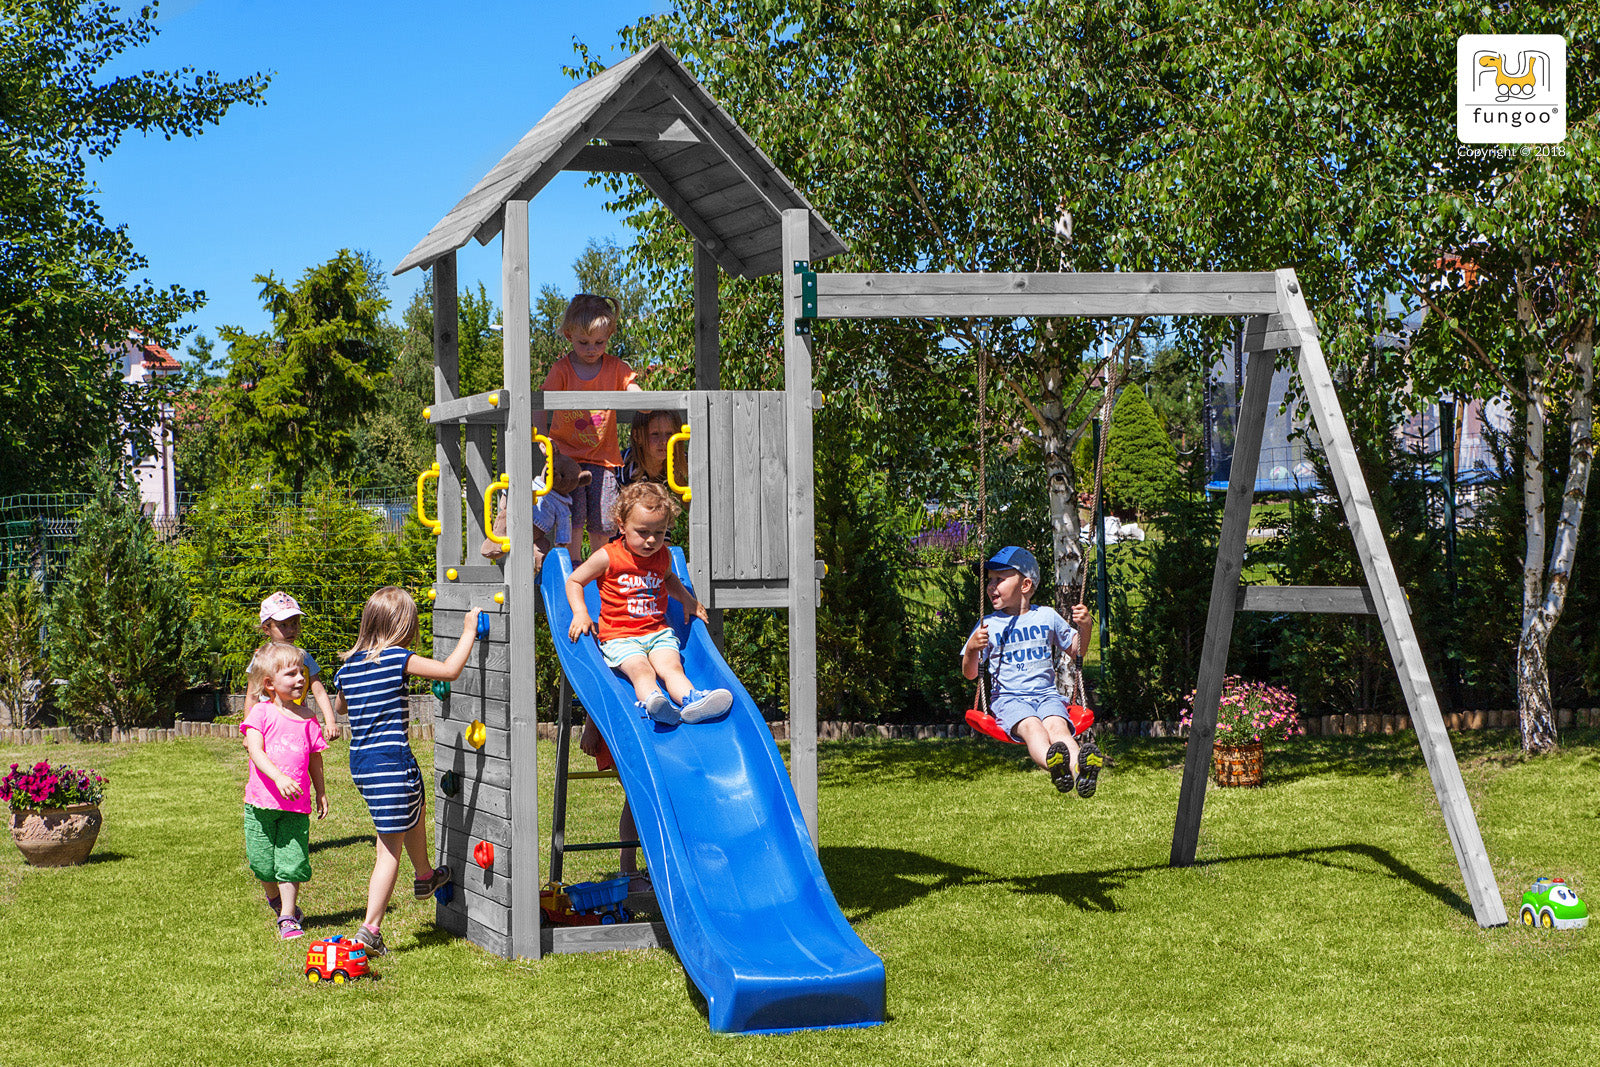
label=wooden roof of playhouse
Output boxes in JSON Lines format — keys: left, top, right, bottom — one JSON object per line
{"left": 395, "top": 42, "right": 846, "bottom": 280}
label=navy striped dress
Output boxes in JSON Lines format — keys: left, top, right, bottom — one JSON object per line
{"left": 335, "top": 646, "right": 423, "bottom": 834}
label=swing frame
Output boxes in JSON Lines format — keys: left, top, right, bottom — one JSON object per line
{"left": 800, "top": 266, "right": 1507, "bottom": 929}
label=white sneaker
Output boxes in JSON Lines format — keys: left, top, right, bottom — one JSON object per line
{"left": 643, "top": 691, "right": 680, "bottom": 725}
{"left": 679, "top": 688, "right": 732, "bottom": 724}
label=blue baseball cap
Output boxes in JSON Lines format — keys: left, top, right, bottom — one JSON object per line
{"left": 985, "top": 546, "right": 1040, "bottom": 587}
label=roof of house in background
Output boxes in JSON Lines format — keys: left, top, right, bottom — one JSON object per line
{"left": 395, "top": 42, "right": 847, "bottom": 280}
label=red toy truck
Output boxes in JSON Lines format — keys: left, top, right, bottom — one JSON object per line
{"left": 304, "top": 935, "right": 373, "bottom": 984}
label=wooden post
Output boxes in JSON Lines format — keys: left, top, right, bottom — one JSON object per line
{"left": 502, "top": 199, "right": 543, "bottom": 956}
{"left": 781, "top": 209, "right": 819, "bottom": 847}
{"left": 693, "top": 243, "right": 725, "bottom": 648}
{"left": 1170, "top": 346, "right": 1276, "bottom": 867}
{"left": 1278, "top": 270, "right": 1506, "bottom": 927}
{"left": 694, "top": 242, "right": 721, "bottom": 388}
{"left": 433, "top": 253, "right": 463, "bottom": 584}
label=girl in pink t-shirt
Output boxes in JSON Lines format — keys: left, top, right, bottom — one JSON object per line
{"left": 534, "top": 294, "right": 642, "bottom": 560}
{"left": 241, "top": 641, "right": 329, "bottom": 939}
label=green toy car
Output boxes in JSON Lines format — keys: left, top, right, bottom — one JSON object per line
{"left": 1519, "top": 877, "right": 1588, "bottom": 930}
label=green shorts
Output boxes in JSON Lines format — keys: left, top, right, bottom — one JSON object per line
{"left": 244, "top": 804, "right": 312, "bottom": 884}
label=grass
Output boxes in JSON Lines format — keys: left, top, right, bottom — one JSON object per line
{"left": 2, "top": 729, "right": 1598, "bottom": 1066}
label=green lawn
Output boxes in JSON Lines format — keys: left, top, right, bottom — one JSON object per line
{"left": 2, "top": 730, "right": 1597, "bottom": 1066}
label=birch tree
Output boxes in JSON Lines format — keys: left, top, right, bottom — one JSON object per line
{"left": 1114, "top": 2, "right": 1598, "bottom": 752}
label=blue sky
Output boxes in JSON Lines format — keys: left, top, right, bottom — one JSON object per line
{"left": 89, "top": 0, "right": 668, "bottom": 355}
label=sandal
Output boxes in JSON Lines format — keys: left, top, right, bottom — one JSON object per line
{"left": 277, "top": 916, "right": 304, "bottom": 940}
{"left": 266, "top": 899, "right": 303, "bottom": 926}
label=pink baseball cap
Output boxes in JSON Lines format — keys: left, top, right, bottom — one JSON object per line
{"left": 259, "top": 591, "right": 303, "bottom": 623}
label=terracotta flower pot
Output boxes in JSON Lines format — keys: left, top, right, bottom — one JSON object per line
{"left": 10, "top": 804, "right": 102, "bottom": 866}
{"left": 1212, "top": 741, "right": 1265, "bottom": 788}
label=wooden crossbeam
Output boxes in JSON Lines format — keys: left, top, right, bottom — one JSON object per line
{"left": 562, "top": 145, "right": 649, "bottom": 172}
{"left": 1242, "top": 312, "right": 1316, "bottom": 352}
{"left": 428, "top": 389, "right": 508, "bottom": 425}
{"left": 808, "top": 272, "right": 1281, "bottom": 319}
{"left": 1235, "top": 585, "right": 1409, "bottom": 615}
{"left": 539, "top": 389, "right": 692, "bottom": 412}
{"left": 597, "top": 111, "right": 700, "bottom": 142}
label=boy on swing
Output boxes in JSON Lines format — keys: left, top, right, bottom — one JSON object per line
{"left": 961, "top": 547, "right": 1103, "bottom": 798}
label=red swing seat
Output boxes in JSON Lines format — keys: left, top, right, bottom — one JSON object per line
{"left": 965, "top": 703, "right": 1093, "bottom": 744}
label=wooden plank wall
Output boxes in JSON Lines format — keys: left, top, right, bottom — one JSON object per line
{"left": 432, "top": 590, "right": 514, "bottom": 958}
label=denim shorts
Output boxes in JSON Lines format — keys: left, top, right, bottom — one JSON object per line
{"left": 992, "top": 692, "right": 1076, "bottom": 740}
{"left": 600, "top": 627, "right": 680, "bottom": 668}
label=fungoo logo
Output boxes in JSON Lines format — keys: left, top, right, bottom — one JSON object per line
{"left": 1458, "top": 35, "right": 1566, "bottom": 143}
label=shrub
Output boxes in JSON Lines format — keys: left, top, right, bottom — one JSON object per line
{"left": 50, "top": 465, "right": 194, "bottom": 730}
{"left": 0, "top": 575, "right": 48, "bottom": 727}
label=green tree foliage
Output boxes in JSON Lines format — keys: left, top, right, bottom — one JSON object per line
{"left": 213, "top": 250, "right": 392, "bottom": 492}
{"left": 176, "top": 473, "right": 434, "bottom": 684}
{"left": 50, "top": 462, "right": 193, "bottom": 729}
{"left": 1101, "top": 453, "right": 1220, "bottom": 721}
{"left": 1113, "top": 2, "right": 1599, "bottom": 750}
{"left": 585, "top": 2, "right": 1160, "bottom": 603}
{"left": 1102, "top": 385, "right": 1177, "bottom": 520}
{"left": 0, "top": 574, "right": 48, "bottom": 726}
{"left": 0, "top": 1, "right": 267, "bottom": 495}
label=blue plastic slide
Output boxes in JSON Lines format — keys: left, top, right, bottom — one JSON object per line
{"left": 538, "top": 548, "right": 886, "bottom": 1035}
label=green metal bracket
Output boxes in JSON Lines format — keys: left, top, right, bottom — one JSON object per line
{"left": 794, "top": 260, "right": 816, "bottom": 335}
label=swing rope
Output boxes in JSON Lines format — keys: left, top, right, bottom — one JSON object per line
{"left": 964, "top": 345, "right": 1101, "bottom": 743}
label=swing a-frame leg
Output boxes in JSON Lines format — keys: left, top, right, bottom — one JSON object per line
{"left": 1170, "top": 270, "right": 1508, "bottom": 929}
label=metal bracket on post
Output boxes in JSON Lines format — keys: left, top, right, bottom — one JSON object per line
{"left": 793, "top": 260, "right": 816, "bottom": 335}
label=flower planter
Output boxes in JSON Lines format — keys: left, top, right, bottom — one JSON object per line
{"left": 10, "top": 804, "right": 102, "bottom": 866}
{"left": 1212, "top": 741, "right": 1265, "bottom": 788}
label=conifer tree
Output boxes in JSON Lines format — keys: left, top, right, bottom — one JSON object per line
{"left": 50, "top": 462, "right": 193, "bottom": 730}
{"left": 1103, "top": 386, "right": 1178, "bottom": 520}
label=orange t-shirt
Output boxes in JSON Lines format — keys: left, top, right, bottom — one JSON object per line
{"left": 597, "top": 539, "right": 672, "bottom": 641}
{"left": 541, "top": 353, "right": 637, "bottom": 467}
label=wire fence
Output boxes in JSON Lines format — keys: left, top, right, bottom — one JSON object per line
{"left": 0, "top": 487, "right": 431, "bottom": 697}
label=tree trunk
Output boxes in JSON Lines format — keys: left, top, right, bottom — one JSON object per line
{"left": 1040, "top": 358, "right": 1088, "bottom": 705}
{"left": 1516, "top": 326, "right": 1595, "bottom": 753}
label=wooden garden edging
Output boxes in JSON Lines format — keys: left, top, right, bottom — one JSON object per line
{"left": 4, "top": 709, "right": 1596, "bottom": 747}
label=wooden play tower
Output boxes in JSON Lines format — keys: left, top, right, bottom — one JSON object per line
{"left": 395, "top": 44, "right": 842, "bottom": 959}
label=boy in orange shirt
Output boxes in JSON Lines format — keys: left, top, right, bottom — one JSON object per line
{"left": 536, "top": 294, "right": 642, "bottom": 560}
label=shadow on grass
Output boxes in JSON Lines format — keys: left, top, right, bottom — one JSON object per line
{"left": 303, "top": 906, "right": 368, "bottom": 927}
{"left": 818, "top": 737, "right": 1030, "bottom": 788}
{"left": 824, "top": 841, "right": 1470, "bottom": 921}
{"left": 83, "top": 850, "right": 129, "bottom": 865}
{"left": 819, "top": 732, "right": 1532, "bottom": 789}
{"left": 310, "top": 834, "right": 372, "bottom": 854}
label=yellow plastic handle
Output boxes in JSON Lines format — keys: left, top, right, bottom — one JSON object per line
{"left": 484, "top": 473, "right": 510, "bottom": 553}
{"left": 666, "top": 424, "right": 691, "bottom": 502}
{"left": 416, "top": 463, "right": 442, "bottom": 536}
{"left": 533, "top": 432, "right": 555, "bottom": 499}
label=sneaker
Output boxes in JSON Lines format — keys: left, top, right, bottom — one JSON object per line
{"left": 351, "top": 923, "right": 387, "bottom": 957}
{"left": 643, "top": 690, "right": 679, "bottom": 725}
{"left": 679, "top": 688, "right": 732, "bottom": 724}
{"left": 277, "top": 916, "right": 304, "bottom": 940}
{"left": 414, "top": 864, "right": 452, "bottom": 900}
{"left": 1076, "top": 741, "right": 1103, "bottom": 799}
{"left": 1044, "top": 741, "right": 1074, "bottom": 794}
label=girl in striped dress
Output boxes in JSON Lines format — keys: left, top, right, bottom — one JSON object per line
{"left": 335, "top": 587, "right": 481, "bottom": 956}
